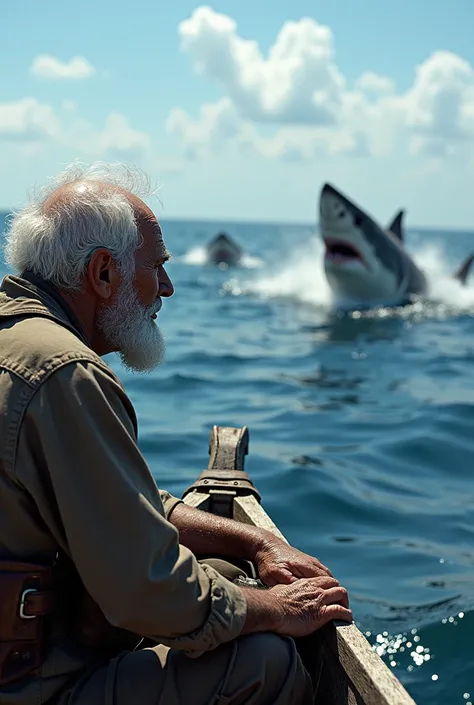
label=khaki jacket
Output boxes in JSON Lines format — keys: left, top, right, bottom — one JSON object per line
{"left": 0, "top": 273, "right": 246, "bottom": 704}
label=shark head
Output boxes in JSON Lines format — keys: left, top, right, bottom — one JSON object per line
{"left": 318, "top": 183, "right": 413, "bottom": 307}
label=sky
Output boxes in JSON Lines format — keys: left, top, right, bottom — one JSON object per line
{"left": 1, "top": 0, "right": 474, "bottom": 228}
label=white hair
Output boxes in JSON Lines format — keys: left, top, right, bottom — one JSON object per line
{"left": 3, "top": 161, "right": 157, "bottom": 290}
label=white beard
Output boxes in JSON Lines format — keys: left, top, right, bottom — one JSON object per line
{"left": 98, "top": 273, "right": 165, "bottom": 373}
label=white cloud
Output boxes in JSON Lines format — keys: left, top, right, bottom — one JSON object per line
{"left": 169, "top": 6, "right": 474, "bottom": 162}
{"left": 0, "top": 98, "right": 183, "bottom": 176}
{"left": 166, "top": 97, "right": 247, "bottom": 159}
{"left": 178, "top": 6, "right": 346, "bottom": 125}
{"left": 0, "top": 100, "right": 148, "bottom": 157}
{"left": 72, "top": 113, "right": 183, "bottom": 174}
{"left": 58, "top": 109, "right": 158, "bottom": 164}
{"left": 92, "top": 113, "right": 151, "bottom": 158}
{"left": 0, "top": 98, "right": 59, "bottom": 140}
{"left": 61, "top": 100, "right": 77, "bottom": 113}
{"left": 401, "top": 51, "right": 474, "bottom": 155}
{"left": 354, "top": 72, "right": 395, "bottom": 95}
{"left": 31, "top": 55, "right": 95, "bottom": 80}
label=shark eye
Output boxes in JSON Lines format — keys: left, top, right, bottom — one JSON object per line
{"left": 354, "top": 215, "right": 362, "bottom": 227}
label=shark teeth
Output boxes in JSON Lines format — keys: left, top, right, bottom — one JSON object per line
{"left": 324, "top": 238, "right": 364, "bottom": 264}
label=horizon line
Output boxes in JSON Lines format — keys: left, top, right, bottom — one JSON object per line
{"left": 0, "top": 209, "right": 472, "bottom": 235}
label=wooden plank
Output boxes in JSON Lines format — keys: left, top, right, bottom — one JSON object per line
{"left": 234, "top": 495, "right": 416, "bottom": 705}
{"left": 180, "top": 491, "right": 209, "bottom": 511}
{"left": 182, "top": 425, "right": 417, "bottom": 705}
{"left": 207, "top": 425, "right": 249, "bottom": 470}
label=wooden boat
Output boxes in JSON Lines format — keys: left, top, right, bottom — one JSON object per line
{"left": 182, "top": 425, "right": 417, "bottom": 705}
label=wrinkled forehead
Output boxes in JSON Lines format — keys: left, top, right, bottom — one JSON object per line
{"left": 111, "top": 190, "right": 169, "bottom": 263}
{"left": 133, "top": 205, "right": 168, "bottom": 261}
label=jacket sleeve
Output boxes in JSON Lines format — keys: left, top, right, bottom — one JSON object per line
{"left": 159, "top": 489, "right": 182, "bottom": 520}
{"left": 14, "top": 359, "right": 247, "bottom": 654}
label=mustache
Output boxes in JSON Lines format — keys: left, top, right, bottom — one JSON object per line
{"left": 149, "top": 298, "right": 162, "bottom": 316}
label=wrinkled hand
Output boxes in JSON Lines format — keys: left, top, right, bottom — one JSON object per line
{"left": 254, "top": 536, "right": 333, "bottom": 586}
{"left": 270, "top": 576, "right": 352, "bottom": 637}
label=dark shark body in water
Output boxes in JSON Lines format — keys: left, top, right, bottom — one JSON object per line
{"left": 206, "top": 232, "right": 243, "bottom": 267}
{"left": 319, "top": 183, "right": 474, "bottom": 309}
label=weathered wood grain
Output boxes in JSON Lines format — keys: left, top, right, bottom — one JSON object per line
{"left": 182, "top": 425, "right": 417, "bottom": 705}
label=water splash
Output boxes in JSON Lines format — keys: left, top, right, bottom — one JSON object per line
{"left": 181, "top": 246, "right": 208, "bottom": 265}
{"left": 224, "top": 238, "right": 332, "bottom": 305}
{"left": 419, "top": 241, "right": 474, "bottom": 309}
{"left": 223, "top": 237, "right": 474, "bottom": 318}
{"left": 180, "top": 246, "right": 263, "bottom": 269}
{"left": 241, "top": 254, "right": 264, "bottom": 269}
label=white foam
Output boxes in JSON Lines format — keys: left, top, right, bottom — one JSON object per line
{"left": 180, "top": 246, "right": 208, "bottom": 265}
{"left": 412, "top": 241, "right": 474, "bottom": 309}
{"left": 224, "top": 236, "right": 474, "bottom": 317}
{"left": 252, "top": 239, "right": 332, "bottom": 305}
{"left": 241, "top": 254, "right": 264, "bottom": 269}
{"left": 180, "top": 246, "right": 263, "bottom": 269}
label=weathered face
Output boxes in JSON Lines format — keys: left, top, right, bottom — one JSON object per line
{"left": 133, "top": 207, "right": 173, "bottom": 308}
{"left": 98, "top": 202, "right": 174, "bottom": 372}
{"left": 319, "top": 183, "right": 404, "bottom": 306}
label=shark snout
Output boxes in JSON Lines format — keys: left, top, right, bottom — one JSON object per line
{"left": 319, "top": 183, "right": 370, "bottom": 268}
{"left": 319, "top": 183, "right": 349, "bottom": 225}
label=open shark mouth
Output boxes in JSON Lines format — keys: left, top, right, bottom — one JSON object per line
{"left": 324, "top": 238, "right": 365, "bottom": 266}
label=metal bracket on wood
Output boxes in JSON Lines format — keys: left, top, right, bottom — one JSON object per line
{"left": 182, "top": 425, "right": 261, "bottom": 517}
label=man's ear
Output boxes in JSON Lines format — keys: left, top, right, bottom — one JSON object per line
{"left": 85, "top": 248, "right": 121, "bottom": 300}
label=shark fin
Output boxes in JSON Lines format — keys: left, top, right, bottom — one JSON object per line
{"left": 387, "top": 210, "right": 405, "bottom": 242}
{"left": 453, "top": 252, "right": 474, "bottom": 286}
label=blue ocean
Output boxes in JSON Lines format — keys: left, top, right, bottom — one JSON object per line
{"left": 1, "top": 212, "right": 473, "bottom": 705}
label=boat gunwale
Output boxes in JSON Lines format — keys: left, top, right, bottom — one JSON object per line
{"left": 181, "top": 424, "right": 417, "bottom": 705}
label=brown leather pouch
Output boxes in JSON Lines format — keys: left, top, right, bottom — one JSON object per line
{"left": 73, "top": 591, "right": 143, "bottom": 656}
{"left": 54, "top": 556, "right": 142, "bottom": 657}
{"left": 0, "top": 560, "right": 54, "bottom": 686}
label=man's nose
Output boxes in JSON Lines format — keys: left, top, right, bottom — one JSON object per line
{"left": 159, "top": 266, "right": 174, "bottom": 297}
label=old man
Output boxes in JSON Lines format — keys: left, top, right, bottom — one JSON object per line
{"left": 0, "top": 162, "right": 351, "bottom": 705}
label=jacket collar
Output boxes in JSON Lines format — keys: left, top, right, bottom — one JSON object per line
{"left": 0, "top": 271, "right": 90, "bottom": 348}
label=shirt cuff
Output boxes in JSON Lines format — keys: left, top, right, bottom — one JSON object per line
{"left": 159, "top": 490, "right": 183, "bottom": 519}
{"left": 153, "top": 563, "right": 247, "bottom": 655}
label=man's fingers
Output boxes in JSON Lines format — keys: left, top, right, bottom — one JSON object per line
{"left": 314, "top": 560, "right": 333, "bottom": 577}
{"left": 320, "top": 586, "right": 349, "bottom": 609}
{"left": 307, "top": 575, "right": 339, "bottom": 590}
{"left": 274, "top": 569, "right": 297, "bottom": 585}
{"left": 263, "top": 568, "right": 298, "bottom": 586}
{"left": 321, "top": 604, "right": 353, "bottom": 625}
{"left": 291, "top": 561, "right": 333, "bottom": 579}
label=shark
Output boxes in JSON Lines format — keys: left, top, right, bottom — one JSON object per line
{"left": 318, "top": 182, "right": 474, "bottom": 308}
{"left": 206, "top": 232, "right": 243, "bottom": 267}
